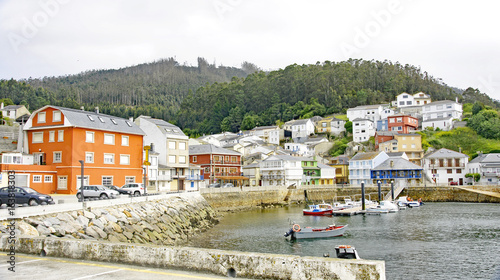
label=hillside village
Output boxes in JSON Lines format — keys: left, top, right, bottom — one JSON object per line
{"left": 0, "top": 91, "right": 499, "bottom": 196}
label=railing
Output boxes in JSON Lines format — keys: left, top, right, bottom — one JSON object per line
{"left": 210, "top": 160, "right": 243, "bottom": 165}
{"left": 261, "top": 175, "right": 284, "bottom": 180}
{"left": 185, "top": 175, "right": 204, "bottom": 181}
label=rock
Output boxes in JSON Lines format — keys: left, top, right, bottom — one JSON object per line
{"left": 85, "top": 227, "right": 100, "bottom": 239}
{"left": 76, "top": 216, "right": 89, "bottom": 227}
{"left": 112, "top": 233, "right": 128, "bottom": 242}
{"left": 57, "top": 212, "right": 74, "bottom": 222}
{"left": 91, "top": 209, "right": 102, "bottom": 217}
{"left": 90, "top": 225, "right": 107, "bottom": 239}
{"left": 83, "top": 210, "right": 96, "bottom": 220}
{"left": 108, "top": 235, "right": 120, "bottom": 243}
{"left": 46, "top": 217, "right": 61, "bottom": 225}
{"left": 76, "top": 232, "right": 95, "bottom": 240}
{"left": 122, "top": 231, "right": 133, "bottom": 240}
{"left": 104, "top": 214, "right": 118, "bottom": 223}
{"left": 37, "top": 224, "right": 51, "bottom": 236}
{"left": 17, "top": 221, "right": 39, "bottom": 236}
{"left": 140, "top": 221, "right": 155, "bottom": 231}
{"left": 123, "top": 210, "right": 132, "bottom": 218}
{"left": 91, "top": 218, "right": 105, "bottom": 230}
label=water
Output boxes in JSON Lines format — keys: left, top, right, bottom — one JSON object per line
{"left": 187, "top": 203, "right": 500, "bottom": 280}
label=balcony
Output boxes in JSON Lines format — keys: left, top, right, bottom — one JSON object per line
{"left": 261, "top": 175, "right": 285, "bottom": 180}
{"left": 210, "top": 160, "right": 242, "bottom": 166}
{"left": 186, "top": 175, "right": 204, "bottom": 181}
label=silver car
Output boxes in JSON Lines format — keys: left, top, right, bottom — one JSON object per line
{"left": 76, "top": 185, "right": 119, "bottom": 199}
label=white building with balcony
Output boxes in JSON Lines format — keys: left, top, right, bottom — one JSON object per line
{"left": 421, "top": 100, "right": 462, "bottom": 131}
{"left": 466, "top": 153, "right": 500, "bottom": 185}
{"left": 259, "top": 155, "right": 302, "bottom": 187}
{"left": 348, "top": 151, "right": 389, "bottom": 185}
{"left": 347, "top": 104, "right": 392, "bottom": 122}
{"left": 423, "top": 148, "right": 468, "bottom": 185}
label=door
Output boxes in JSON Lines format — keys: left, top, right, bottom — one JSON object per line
{"left": 178, "top": 179, "right": 184, "bottom": 191}
{"left": 76, "top": 176, "right": 89, "bottom": 188}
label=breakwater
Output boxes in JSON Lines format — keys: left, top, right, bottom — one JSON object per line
{"left": 2, "top": 237, "right": 385, "bottom": 280}
{"left": 0, "top": 192, "right": 219, "bottom": 245}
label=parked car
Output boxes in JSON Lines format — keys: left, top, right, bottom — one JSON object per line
{"left": 120, "top": 183, "right": 145, "bottom": 196}
{"left": 0, "top": 187, "right": 54, "bottom": 206}
{"left": 104, "top": 185, "right": 129, "bottom": 194}
{"left": 222, "top": 183, "right": 234, "bottom": 188}
{"left": 207, "top": 183, "right": 221, "bottom": 188}
{"left": 449, "top": 181, "right": 459, "bottom": 185}
{"left": 76, "top": 185, "right": 119, "bottom": 199}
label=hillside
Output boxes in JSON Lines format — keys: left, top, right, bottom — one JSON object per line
{"left": 1, "top": 58, "right": 499, "bottom": 137}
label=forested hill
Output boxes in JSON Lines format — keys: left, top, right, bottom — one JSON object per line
{"left": 2, "top": 57, "right": 250, "bottom": 120}
{"left": 1, "top": 58, "right": 497, "bottom": 137}
{"left": 176, "top": 59, "right": 496, "bottom": 136}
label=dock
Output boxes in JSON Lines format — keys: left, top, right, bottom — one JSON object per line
{"left": 331, "top": 206, "right": 363, "bottom": 216}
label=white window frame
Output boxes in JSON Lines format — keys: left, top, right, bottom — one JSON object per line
{"left": 169, "top": 155, "right": 176, "bottom": 163}
{"left": 192, "top": 156, "right": 197, "bottom": 163}
{"left": 125, "top": 176, "right": 135, "bottom": 183}
{"left": 121, "top": 135, "right": 129, "bottom": 146}
{"left": 179, "top": 156, "right": 186, "bottom": 164}
{"left": 169, "top": 141, "right": 176, "bottom": 149}
{"left": 102, "top": 176, "right": 113, "bottom": 185}
{"left": 49, "top": 131, "right": 55, "bottom": 142}
{"left": 53, "top": 151, "right": 62, "bottom": 163}
{"left": 44, "top": 175, "right": 53, "bottom": 182}
{"left": 33, "top": 175, "right": 42, "bottom": 183}
{"left": 179, "top": 142, "right": 186, "bottom": 150}
{"left": 58, "top": 130, "right": 64, "bottom": 142}
{"left": 33, "top": 132, "right": 43, "bottom": 143}
{"left": 85, "top": 152, "right": 94, "bottom": 163}
{"left": 53, "top": 111, "right": 61, "bottom": 122}
{"left": 57, "top": 176, "right": 68, "bottom": 190}
{"left": 104, "top": 153, "right": 115, "bottom": 164}
{"left": 104, "top": 133, "right": 115, "bottom": 145}
{"left": 37, "top": 112, "right": 46, "bottom": 123}
{"left": 86, "top": 131, "right": 94, "bottom": 143}
{"left": 120, "top": 154, "right": 130, "bottom": 165}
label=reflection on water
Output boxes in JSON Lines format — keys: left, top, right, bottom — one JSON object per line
{"left": 187, "top": 203, "right": 500, "bottom": 280}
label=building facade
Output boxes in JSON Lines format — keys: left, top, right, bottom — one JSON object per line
{"left": 422, "top": 148, "right": 469, "bottom": 185}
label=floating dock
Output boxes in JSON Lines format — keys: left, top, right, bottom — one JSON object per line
{"left": 331, "top": 206, "right": 363, "bottom": 216}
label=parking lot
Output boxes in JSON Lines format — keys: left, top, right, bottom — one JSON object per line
{"left": 0, "top": 253, "right": 248, "bottom": 280}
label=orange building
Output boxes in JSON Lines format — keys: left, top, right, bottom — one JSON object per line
{"left": 9, "top": 105, "right": 145, "bottom": 194}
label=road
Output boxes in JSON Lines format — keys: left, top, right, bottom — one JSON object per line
{"left": 0, "top": 253, "right": 249, "bottom": 280}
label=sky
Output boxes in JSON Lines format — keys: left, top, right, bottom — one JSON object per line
{"left": 1, "top": 0, "right": 499, "bottom": 100}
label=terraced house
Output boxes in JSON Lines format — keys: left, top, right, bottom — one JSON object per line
{"left": 5, "top": 105, "right": 145, "bottom": 194}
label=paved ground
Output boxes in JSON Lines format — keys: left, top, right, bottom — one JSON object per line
{"left": 0, "top": 253, "right": 249, "bottom": 280}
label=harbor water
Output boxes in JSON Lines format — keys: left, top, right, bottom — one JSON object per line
{"left": 187, "top": 202, "right": 500, "bottom": 280}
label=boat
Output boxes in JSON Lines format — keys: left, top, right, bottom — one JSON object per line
{"left": 303, "top": 203, "right": 334, "bottom": 216}
{"left": 365, "top": 206, "right": 389, "bottom": 214}
{"left": 284, "top": 224, "right": 348, "bottom": 239}
{"left": 335, "top": 245, "right": 360, "bottom": 259}
{"left": 397, "top": 196, "right": 423, "bottom": 208}
{"left": 379, "top": 201, "right": 399, "bottom": 212}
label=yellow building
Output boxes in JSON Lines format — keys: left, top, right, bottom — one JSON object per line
{"left": 329, "top": 155, "right": 349, "bottom": 184}
{"left": 378, "top": 133, "right": 424, "bottom": 165}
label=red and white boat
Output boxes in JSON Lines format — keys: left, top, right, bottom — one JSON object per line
{"left": 303, "top": 203, "right": 334, "bottom": 216}
{"left": 285, "top": 224, "right": 348, "bottom": 239}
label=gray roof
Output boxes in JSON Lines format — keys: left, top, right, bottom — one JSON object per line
{"left": 145, "top": 117, "right": 186, "bottom": 137}
{"left": 373, "top": 158, "right": 423, "bottom": 171}
{"left": 317, "top": 163, "right": 334, "bottom": 169}
{"left": 290, "top": 119, "right": 310, "bottom": 126}
{"left": 348, "top": 104, "right": 386, "bottom": 110}
{"left": 352, "top": 118, "right": 373, "bottom": 122}
{"left": 424, "top": 148, "right": 468, "bottom": 159}
{"left": 423, "top": 100, "right": 458, "bottom": 106}
{"left": 30, "top": 105, "right": 144, "bottom": 135}
{"left": 387, "top": 152, "right": 406, "bottom": 158}
{"left": 189, "top": 144, "right": 241, "bottom": 156}
{"left": 264, "top": 154, "right": 302, "bottom": 162}
{"left": 469, "top": 153, "right": 500, "bottom": 164}
{"left": 350, "top": 151, "right": 383, "bottom": 161}
{"left": 243, "top": 163, "right": 260, "bottom": 169}
{"left": 1, "top": 105, "right": 24, "bottom": 110}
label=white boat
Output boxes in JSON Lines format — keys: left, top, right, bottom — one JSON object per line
{"left": 397, "top": 196, "right": 422, "bottom": 208}
{"left": 284, "top": 224, "right": 348, "bottom": 239}
{"left": 379, "top": 201, "right": 399, "bottom": 212}
{"left": 365, "top": 206, "right": 389, "bottom": 214}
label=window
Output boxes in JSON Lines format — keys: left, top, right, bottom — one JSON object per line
{"left": 231, "top": 156, "right": 237, "bottom": 163}
{"left": 33, "top": 132, "right": 43, "bottom": 143}
{"left": 53, "top": 111, "right": 61, "bottom": 122}
{"left": 87, "top": 115, "right": 95, "bottom": 122}
{"left": 389, "top": 118, "right": 395, "bottom": 123}
{"left": 125, "top": 121, "right": 132, "bottom": 127}
{"left": 49, "top": 131, "right": 55, "bottom": 142}
{"left": 104, "top": 153, "right": 114, "bottom": 164}
{"left": 38, "top": 112, "right": 46, "bottom": 123}
{"left": 53, "top": 152, "right": 62, "bottom": 163}
{"left": 192, "top": 156, "right": 197, "bottom": 163}
{"left": 406, "top": 101, "right": 412, "bottom": 105}
{"left": 102, "top": 176, "right": 113, "bottom": 185}
{"left": 98, "top": 116, "right": 105, "bottom": 123}
{"left": 57, "top": 176, "right": 68, "bottom": 190}
{"left": 456, "top": 169, "right": 462, "bottom": 174}
{"left": 86, "top": 131, "right": 94, "bottom": 143}
{"left": 447, "top": 169, "right": 452, "bottom": 174}
{"left": 122, "top": 136, "right": 129, "bottom": 146}
{"left": 120, "top": 154, "right": 130, "bottom": 165}
{"left": 179, "top": 142, "right": 186, "bottom": 150}
{"left": 85, "top": 152, "right": 94, "bottom": 163}
{"left": 44, "top": 175, "right": 52, "bottom": 182}
{"left": 403, "top": 95, "right": 408, "bottom": 99}
{"left": 402, "top": 144, "right": 407, "bottom": 149}
{"left": 33, "top": 175, "right": 42, "bottom": 182}
{"left": 169, "top": 155, "right": 176, "bottom": 163}
{"left": 58, "top": 130, "right": 64, "bottom": 142}
{"left": 169, "top": 141, "right": 176, "bottom": 149}
{"left": 179, "top": 156, "right": 186, "bottom": 164}
{"left": 125, "top": 176, "right": 135, "bottom": 183}
{"left": 111, "top": 119, "right": 117, "bottom": 125}
{"left": 399, "top": 101, "right": 405, "bottom": 105}
{"left": 104, "top": 134, "right": 115, "bottom": 145}
{"left": 411, "top": 144, "right": 416, "bottom": 148}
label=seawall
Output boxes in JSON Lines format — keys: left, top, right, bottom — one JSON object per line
{"left": 1, "top": 237, "right": 385, "bottom": 280}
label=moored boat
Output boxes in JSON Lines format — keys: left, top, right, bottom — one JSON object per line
{"left": 285, "top": 224, "right": 348, "bottom": 239}
{"left": 303, "top": 203, "right": 334, "bottom": 216}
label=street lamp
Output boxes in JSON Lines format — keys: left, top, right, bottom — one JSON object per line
{"left": 377, "top": 180, "right": 381, "bottom": 203}
{"left": 390, "top": 180, "right": 394, "bottom": 201}
{"left": 78, "top": 160, "right": 85, "bottom": 208}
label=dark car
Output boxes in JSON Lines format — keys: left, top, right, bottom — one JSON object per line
{"left": 0, "top": 187, "right": 54, "bottom": 206}
{"left": 104, "top": 185, "right": 128, "bottom": 194}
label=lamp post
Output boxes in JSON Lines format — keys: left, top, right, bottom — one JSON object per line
{"left": 361, "top": 181, "right": 366, "bottom": 211}
{"left": 391, "top": 180, "right": 394, "bottom": 201}
{"left": 78, "top": 160, "right": 85, "bottom": 208}
{"left": 377, "top": 180, "right": 382, "bottom": 203}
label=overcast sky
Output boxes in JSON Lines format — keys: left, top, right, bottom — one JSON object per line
{"left": 1, "top": 0, "right": 499, "bottom": 100}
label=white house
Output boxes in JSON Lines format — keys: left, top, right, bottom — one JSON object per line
{"left": 393, "top": 92, "right": 431, "bottom": 108}
{"left": 422, "top": 148, "right": 469, "bottom": 185}
{"left": 134, "top": 116, "right": 193, "bottom": 191}
{"left": 348, "top": 151, "right": 389, "bottom": 185}
{"left": 318, "top": 163, "right": 336, "bottom": 183}
{"left": 288, "top": 119, "right": 315, "bottom": 139}
{"left": 352, "top": 118, "right": 375, "bottom": 143}
{"left": 466, "top": 153, "right": 500, "bottom": 185}
{"left": 247, "top": 126, "right": 283, "bottom": 145}
{"left": 422, "top": 100, "right": 462, "bottom": 123}
{"left": 260, "top": 155, "right": 302, "bottom": 187}
{"left": 422, "top": 116, "right": 454, "bottom": 131}
{"left": 347, "top": 104, "right": 391, "bottom": 122}
{"left": 413, "top": 92, "right": 431, "bottom": 105}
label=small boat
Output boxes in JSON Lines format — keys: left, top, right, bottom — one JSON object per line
{"left": 335, "top": 245, "right": 360, "bottom": 259}
{"left": 365, "top": 206, "right": 389, "bottom": 214}
{"left": 379, "top": 201, "right": 399, "bottom": 212}
{"left": 285, "top": 224, "right": 348, "bottom": 239}
{"left": 303, "top": 203, "right": 334, "bottom": 216}
{"left": 397, "top": 196, "right": 423, "bottom": 208}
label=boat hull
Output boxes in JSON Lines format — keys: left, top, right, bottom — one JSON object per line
{"left": 292, "top": 225, "right": 347, "bottom": 239}
{"left": 303, "top": 209, "right": 333, "bottom": 216}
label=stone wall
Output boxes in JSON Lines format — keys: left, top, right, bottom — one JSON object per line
{"left": 0, "top": 192, "right": 219, "bottom": 245}
{"left": 1, "top": 237, "right": 386, "bottom": 280}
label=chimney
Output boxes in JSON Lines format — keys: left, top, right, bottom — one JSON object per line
{"left": 129, "top": 117, "right": 133, "bottom": 122}
{"left": 1, "top": 102, "right": 3, "bottom": 109}
{"left": 95, "top": 107, "right": 99, "bottom": 114}
{"left": 459, "top": 147, "right": 461, "bottom": 153}
{"left": 80, "top": 106, "right": 85, "bottom": 111}
{"left": 390, "top": 160, "right": 394, "bottom": 168}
